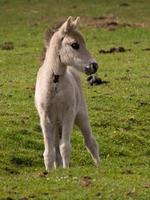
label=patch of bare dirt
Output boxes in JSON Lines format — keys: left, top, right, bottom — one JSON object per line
{"left": 82, "top": 15, "right": 145, "bottom": 30}
{"left": 79, "top": 176, "right": 92, "bottom": 187}
{"left": 144, "top": 184, "right": 150, "bottom": 189}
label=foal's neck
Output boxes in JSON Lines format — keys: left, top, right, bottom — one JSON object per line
{"left": 43, "top": 43, "right": 66, "bottom": 78}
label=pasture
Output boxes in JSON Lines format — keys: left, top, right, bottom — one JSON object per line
{"left": 0, "top": 0, "right": 150, "bottom": 199}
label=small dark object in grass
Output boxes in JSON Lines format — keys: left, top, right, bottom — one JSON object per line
{"left": 138, "top": 101, "right": 149, "bottom": 107}
{"left": 72, "top": 5, "right": 77, "bottom": 9}
{"left": 106, "top": 21, "right": 118, "bottom": 26}
{"left": 87, "top": 75, "right": 108, "bottom": 86}
{"left": 133, "top": 41, "right": 140, "bottom": 44}
{"left": 109, "top": 47, "right": 116, "bottom": 53}
{"left": 6, "top": 197, "right": 14, "bottom": 200}
{"left": 4, "top": 167, "right": 20, "bottom": 175}
{"left": 118, "top": 46, "right": 126, "bottom": 52}
{"left": 142, "top": 48, "right": 150, "bottom": 51}
{"left": 0, "top": 42, "right": 14, "bottom": 50}
{"left": 20, "top": 43, "right": 28, "bottom": 47}
{"left": 120, "top": 3, "right": 130, "bottom": 7}
{"left": 28, "top": 194, "right": 36, "bottom": 198}
{"left": 11, "top": 156, "right": 33, "bottom": 166}
{"left": 99, "top": 46, "right": 131, "bottom": 54}
{"left": 96, "top": 192, "right": 102, "bottom": 197}
{"left": 99, "top": 49, "right": 106, "bottom": 54}
{"left": 42, "top": 192, "right": 49, "bottom": 196}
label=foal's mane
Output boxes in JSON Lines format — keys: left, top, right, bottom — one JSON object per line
{"left": 41, "top": 20, "right": 65, "bottom": 62}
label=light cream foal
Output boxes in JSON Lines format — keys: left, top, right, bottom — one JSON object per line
{"left": 35, "top": 16, "right": 100, "bottom": 171}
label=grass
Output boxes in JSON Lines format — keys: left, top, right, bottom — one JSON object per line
{"left": 0, "top": 0, "right": 150, "bottom": 199}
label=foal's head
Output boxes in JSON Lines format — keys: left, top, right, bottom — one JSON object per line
{"left": 49, "top": 17, "right": 99, "bottom": 75}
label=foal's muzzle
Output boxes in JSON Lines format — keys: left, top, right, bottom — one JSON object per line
{"left": 84, "top": 62, "right": 99, "bottom": 75}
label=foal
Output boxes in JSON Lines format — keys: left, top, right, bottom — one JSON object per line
{"left": 35, "top": 17, "right": 100, "bottom": 171}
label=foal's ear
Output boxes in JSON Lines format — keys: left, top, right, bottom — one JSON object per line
{"left": 72, "top": 17, "right": 80, "bottom": 29}
{"left": 59, "top": 16, "right": 72, "bottom": 34}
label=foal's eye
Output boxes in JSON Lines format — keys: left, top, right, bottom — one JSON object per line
{"left": 71, "top": 43, "right": 80, "bottom": 50}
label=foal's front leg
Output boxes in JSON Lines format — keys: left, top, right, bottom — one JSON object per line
{"left": 54, "top": 127, "right": 63, "bottom": 168}
{"left": 60, "top": 113, "right": 74, "bottom": 168}
{"left": 40, "top": 112, "right": 55, "bottom": 171}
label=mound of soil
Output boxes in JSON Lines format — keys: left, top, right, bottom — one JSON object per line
{"left": 83, "top": 15, "right": 144, "bottom": 30}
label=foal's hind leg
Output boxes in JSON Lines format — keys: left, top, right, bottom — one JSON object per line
{"left": 75, "top": 112, "right": 100, "bottom": 165}
{"left": 40, "top": 112, "right": 55, "bottom": 171}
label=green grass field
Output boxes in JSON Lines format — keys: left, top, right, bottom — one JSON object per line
{"left": 0, "top": 0, "right": 150, "bottom": 199}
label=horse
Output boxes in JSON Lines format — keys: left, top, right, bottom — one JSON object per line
{"left": 35, "top": 16, "right": 100, "bottom": 171}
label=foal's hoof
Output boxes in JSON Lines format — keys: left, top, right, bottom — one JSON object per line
{"left": 38, "top": 171, "right": 48, "bottom": 177}
{"left": 94, "top": 158, "right": 101, "bottom": 167}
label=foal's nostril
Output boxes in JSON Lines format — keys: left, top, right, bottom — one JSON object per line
{"left": 91, "top": 62, "right": 98, "bottom": 71}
